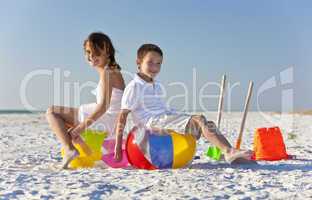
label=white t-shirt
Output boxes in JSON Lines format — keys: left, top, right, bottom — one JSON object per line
{"left": 121, "top": 74, "right": 175, "bottom": 127}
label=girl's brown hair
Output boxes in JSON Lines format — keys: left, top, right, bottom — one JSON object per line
{"left": 83, "top": 32, "right": 121, "bottom": 70}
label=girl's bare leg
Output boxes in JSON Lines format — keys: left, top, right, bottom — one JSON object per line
{"left": 46, "top": 106, "right": 79, "bottom": 149}
{"left": 46, "top": 106, "right": 80, "bottom": 168}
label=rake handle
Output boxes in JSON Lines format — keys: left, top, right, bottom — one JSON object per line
{"left": 235, "top": 81, "right": 253, "bottom": 149}
{"left": 217, "top": 75, "right": 226, "bottom": 128}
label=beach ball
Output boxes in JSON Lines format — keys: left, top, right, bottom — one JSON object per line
{"left": 61, "top": 129, "right": 107, "bottom": 169}
{"left": 101, "top": 138, "right": 129, "bottom": 168}
{"left": 126, "top": 127, "right": 196, "bottom": 170}
{"left": 61, "top": 129, "right": 129, "bottom": 169}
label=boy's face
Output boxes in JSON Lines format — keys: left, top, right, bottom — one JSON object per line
{"left": 137, "top": 51, "right": 162, "bottom": 79}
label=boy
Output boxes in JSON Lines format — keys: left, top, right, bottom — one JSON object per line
{"left": 114, "top": 44, "right": 253, "bottom": 164}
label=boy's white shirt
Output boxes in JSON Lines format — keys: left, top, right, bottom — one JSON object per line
{"left": 121, "top": 73, "right": 177, "bottom": 127}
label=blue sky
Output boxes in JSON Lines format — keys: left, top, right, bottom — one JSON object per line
{"left": 0, "top": 0, "right": 311, "bottom": 111}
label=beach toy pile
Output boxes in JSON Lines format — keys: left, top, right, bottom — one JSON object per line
{"left": 205, "top": 75, "right": 291, "bottom": 162}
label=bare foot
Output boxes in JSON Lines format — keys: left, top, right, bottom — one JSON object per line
{"left": 224, "top": 148, "right": 253, "bottom": 164}
{"left": 62, "top": 148, "right": 79, "bottom": 169}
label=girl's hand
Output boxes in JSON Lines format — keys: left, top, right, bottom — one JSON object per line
{"left": 114, "top": 144, "right": 122, "bottom": 162}
{"left": 69, "top": 124, "right": 85, "bottom": 142}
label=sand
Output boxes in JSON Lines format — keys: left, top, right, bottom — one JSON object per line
{"left": 0, "top": 112, "right": 311, "bottom": 199}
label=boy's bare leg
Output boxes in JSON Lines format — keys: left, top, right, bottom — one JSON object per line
{"left": 46, "top": 106, "right": 80, "bottom": 168}
{"left": 189, "top": 115, "right": 253, "bottom": 164}
{"left": 205, "top": 120, "right": 233, "bottom": 148}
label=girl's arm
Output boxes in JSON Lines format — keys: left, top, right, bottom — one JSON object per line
{"left": 114, "top": 109, "right": 130, "bottom": 161}
{"left": 82, "top": 69, "right": 113, "bottom": 129}
{"left": 70, "top": 69, "right": 112, "bottom": 140}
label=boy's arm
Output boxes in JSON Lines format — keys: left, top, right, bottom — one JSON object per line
{"left": 114, "top": 109, "right": 130, "bottom": 161}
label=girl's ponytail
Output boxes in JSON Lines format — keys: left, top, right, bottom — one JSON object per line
{"left": 108, "top": 55, "right": 121, "bottom": 70}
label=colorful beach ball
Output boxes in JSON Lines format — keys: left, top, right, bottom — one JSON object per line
{"left": 126, "top": 127, "right": 197, "bottom": 170}
{"left": 61, "top": 129, "right": 129, "bottom": 169}
{"left": 101, "top": 138, "right": 129, "bottom": 168}
{"left": 61, "top": 129, "right": 106, "bottom": 169}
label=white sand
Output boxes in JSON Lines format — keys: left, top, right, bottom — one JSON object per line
{"left": 0, "top": 112, "right": 311, "bottom": 199}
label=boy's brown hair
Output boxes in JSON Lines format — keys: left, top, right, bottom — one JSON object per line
{"left": 137, "top": 44, "right": 163, "bottom": 61}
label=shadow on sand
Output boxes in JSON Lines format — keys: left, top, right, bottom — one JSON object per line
{"left": 189, "top": 158, "right": 312, "bottom": 172}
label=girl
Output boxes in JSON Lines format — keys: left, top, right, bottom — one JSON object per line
{"left": 46, "top": 32, "right": 125, "bottom": 169}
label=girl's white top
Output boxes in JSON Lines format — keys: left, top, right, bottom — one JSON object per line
{"left": 78, "top": 80, "right": 123, "bottom": 134}
{"left": 92, "top": 80, "right": 123, "bottom": 114}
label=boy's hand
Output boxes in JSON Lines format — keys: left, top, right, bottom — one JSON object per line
{"left": 113, "top": 109, "right": 130, "bottom": 162}
{"left": 114, "top": 144, "right": 122, "bottom": 162}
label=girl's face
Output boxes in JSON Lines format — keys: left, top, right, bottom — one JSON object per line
{"left": 137, "top": 51, "right": 162, "bottom": 79}
{"left": 84, "top": 41, "right": 108, "bottom": 68}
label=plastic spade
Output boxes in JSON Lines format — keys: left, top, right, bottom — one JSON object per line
{"left": 206, "top": 75, "right": 226, "bottom": 160}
